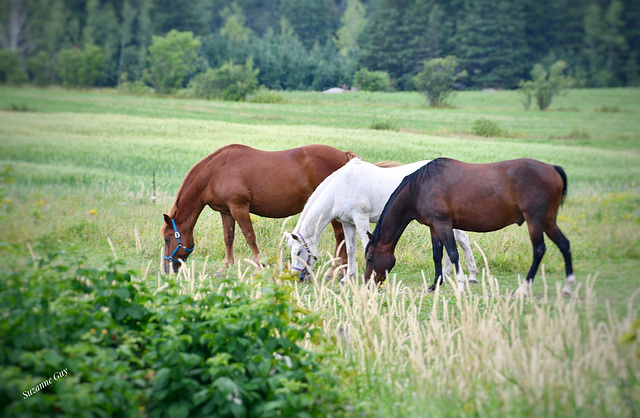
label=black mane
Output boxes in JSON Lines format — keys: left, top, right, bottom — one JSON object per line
{"left": 370, "top": 158, "right": 449, "bottom": 246}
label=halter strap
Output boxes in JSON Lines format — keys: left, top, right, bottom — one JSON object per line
{"left": 291, "top": 232, "right": 317, "bottom": 274}
{"left": 163, "top": 218, "right": 194, "bottom": 263}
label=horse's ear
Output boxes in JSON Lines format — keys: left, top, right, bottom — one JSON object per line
{"left": 288, "top": 233, "right": 300, "bottom": 242}
{"left": 366, "top": 231, "right": 374, "bottom": 242}
{"left": 163, "top": 214, "right": 172, "bottom": 226}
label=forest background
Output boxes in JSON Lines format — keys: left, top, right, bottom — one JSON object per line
{"left": 1, "top": 0, "right": 638, "bottom": 93}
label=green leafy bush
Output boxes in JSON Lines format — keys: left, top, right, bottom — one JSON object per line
{"left": 518, "top": 60, "right": 571, "bottom": 111}
{"left": 472, "top": 118, "right": 506, "bottom": 137}
{"left": 412, "top": 56, "right": 467, "bottom": 107}
{"left": 143, "top": 30, "right": 202, "bottom": 94}
{"left": 353, "top": 68, "right": 391, "bottom": 92}
{"left": 247, "top": 86, "right": 287, "bottom": 103}
{"left": 0, "top": 252, "right": 350, "bottom": 417}
{"left": 117, "top": 73, "right": 155, "bottom": 96}
{"left": 56, "top": 45, "right": 105, "bottom": 88}
{"left": 369, "top": 117, "right": 399, "bottom": 131}
{"left": 189, "top": 60, "right": 259, "bottom": 101}
{"left": 0, "top": 49, "right": 27, "bottom": 85}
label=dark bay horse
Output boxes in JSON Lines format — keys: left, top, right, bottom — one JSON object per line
{"left": 364, "top": 158, "right": 575, "bottom": 296}
{"left": 162, "top": 144, "right": 358, "bottom": 273}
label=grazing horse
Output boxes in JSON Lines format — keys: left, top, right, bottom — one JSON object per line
{"left": 162, "top": 144, "right": 358, "bottom": 273}
{"left": 285, "top": 158, "right": 479, "bottom": 283}
{"left": 364, "top": 158, "right": 575, "bottom": 296}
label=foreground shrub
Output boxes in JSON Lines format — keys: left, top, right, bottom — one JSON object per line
{"left": 353, "top": 68, "right": 391, "bottom": 92}
{"left": 0, "top": 252, "right": 350, "bottom": 417}
{"left": 189, "top": 60, "right": 259, "bottom": 101}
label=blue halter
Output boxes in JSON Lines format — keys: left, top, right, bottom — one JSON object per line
{"left": 163, "top": 218, "right": 194, "bottom": 263}
{"left": 291, "top": 233, "right": 317, "bottom": 277}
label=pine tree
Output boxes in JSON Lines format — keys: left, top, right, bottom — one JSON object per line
{"left": 454, "top": 0, "right": 529, "bottom": 88}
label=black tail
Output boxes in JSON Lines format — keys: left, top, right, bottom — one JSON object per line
{"left": 554, "top": 165, "right": 568, "bottom": 204}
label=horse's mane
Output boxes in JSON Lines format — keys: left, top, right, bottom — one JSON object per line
{"left": 295, "top": 158, "right": 365, "bottom": 231}
{"left": 375, "top": 160, "right": 403, "bottom": 168}
{"left": 370, "top": 158, "right": 448, "bottom": 245}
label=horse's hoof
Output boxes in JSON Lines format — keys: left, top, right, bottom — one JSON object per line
{"left": 468, "top": 277, "right": 479, "bottom": 285}
{"left": 214, "top": 267, "right": 227, "bottom": 277}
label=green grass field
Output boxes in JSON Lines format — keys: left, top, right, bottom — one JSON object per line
{"left": 1, "top": 86, "right": 639, "bottom": 416}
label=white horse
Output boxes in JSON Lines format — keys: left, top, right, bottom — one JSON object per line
{"left": 285, "top": 158, "right": 479, "bottom": 284}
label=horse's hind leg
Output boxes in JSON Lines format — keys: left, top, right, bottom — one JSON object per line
{"left": 229, "top": 204, "right": 261, "bottom": 264}
{"left": 545, "top": 222, "right": 575, "bottom": 296}
{"left": 514, "top": 220, "right": 546, "bottom": 297}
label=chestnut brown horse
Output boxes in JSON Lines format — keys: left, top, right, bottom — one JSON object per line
{"left": 162, "top": 144, "right": 358, "bottom": 273}
{"left": 364, "top": 158, "right": 575, "bottom": 296}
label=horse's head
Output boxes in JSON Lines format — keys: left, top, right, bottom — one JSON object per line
{"left": 162, "top": 214, "right": 194, "bottom": 273}
{"left": 285, "top": 232, "right": 318, "bottom": 281}
{"left": 364, "top": 231, "right": 395, "bottom": 283}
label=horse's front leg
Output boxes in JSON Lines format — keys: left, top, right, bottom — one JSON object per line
{"left": 330, "top": 220, "right": 348, "bottom": 272}
{"left": 220, "top": 213, "right": 236, "bottom": 267}
{"left": 429, "top": 227, "right": 444, "bottom": 292}
{"left": 453, "top": 229, "right": 479, "bottom": 284}
{"left": 229, "top": 204, "right": 261, "bottom": 265}
{"left": 339, "top": 222, "right": 358, "bottom": 284}
{"left": 435, "top": 225, "right": 466, "bottom": 293}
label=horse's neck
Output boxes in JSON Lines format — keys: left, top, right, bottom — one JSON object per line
{"left": 295, "top": 188, "right": 335, "bottom": 245}
{"left": 173, "top": 189, "right": 206, "bottom": 235}
{"left": 377, "top": 191, "right": 415, "bottom": 252}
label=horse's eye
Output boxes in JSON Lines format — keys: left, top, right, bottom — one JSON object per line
{"left": 164, "top": 237, "right": 170, "bottom": 244}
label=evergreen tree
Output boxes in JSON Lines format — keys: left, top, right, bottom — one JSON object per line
{"left": 357, "top": 0, "right": 408, "bottom": 84}
{"left": 333, "top": 0, "right": 367, "bottom": 57}
{"left": 277, "top": 0, "right": 339, "bottom": 50}
{"left": 454, "top": 0, "right": 529, "bottom": 88}
{"left": 583, "top": 0, "right": 627, "bottom": 87}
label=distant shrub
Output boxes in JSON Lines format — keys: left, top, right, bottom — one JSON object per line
{"left": 565, "top": 126, "right": 590, "bottom": 139}
{"left": 472, "top": 118, "right": 506, "bottom": 137}
{"left": 247, "top": 86, "right": 287, "bottom": 103}
{"left": 412, "top": 56, "right": 467, "bottom": 108}
{"left": 56, "top": 45, "right": 105, "bottom": 88}
{"left": 353, "top": 68, "right": 391, "bottom": 92}
{"left": 7, "top": 103, "right": 34, "bottom": 112}
{"left": 189, "top": 59, "right": 259, "bottom": 101}
{"left": 518, "top": 60, "right": 571, "bottom": 111}
{"left": 0, "top": 48, "right": 27, "bottom": 85}
{"left": 26, "top": 51, "right": 54, "bottom": 86}
{"left": 143, "top": 30, "right": 202, "bottom": 94}
{"left": 117, "top": 73, "right": 155, "bottom": 96}
{"left": 370, "top": 117, "right": 399, "bottom": 131}
{"left": 0, "top": 252, "right": 351, "bottom": 416}
{"left": 596, "top": 105, "right": 621, "bottom": 113}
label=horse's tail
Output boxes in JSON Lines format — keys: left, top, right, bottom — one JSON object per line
{"left": 345, "top": 150, "right": 360, "bottom": 160}
{"left": 554, "top": 165, "right": 568, "bottom": 204}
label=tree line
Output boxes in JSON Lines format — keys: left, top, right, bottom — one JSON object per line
{"left": 0, "top": 0, "right": 638, "bottom": 93}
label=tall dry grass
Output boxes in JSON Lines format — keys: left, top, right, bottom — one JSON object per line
{"left": 144, "top": 243, "right": 639, "bottom": 416}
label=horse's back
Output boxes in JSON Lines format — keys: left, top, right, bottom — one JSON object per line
{"left": 204, "top": 144, "right": 353, "bottom": 217}
{"left": 414, "top": 158, "right": 566, "bottom": 232}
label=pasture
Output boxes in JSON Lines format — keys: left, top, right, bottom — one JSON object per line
{"left": 1, "top": 86, "right": 639, "bottom": 416}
